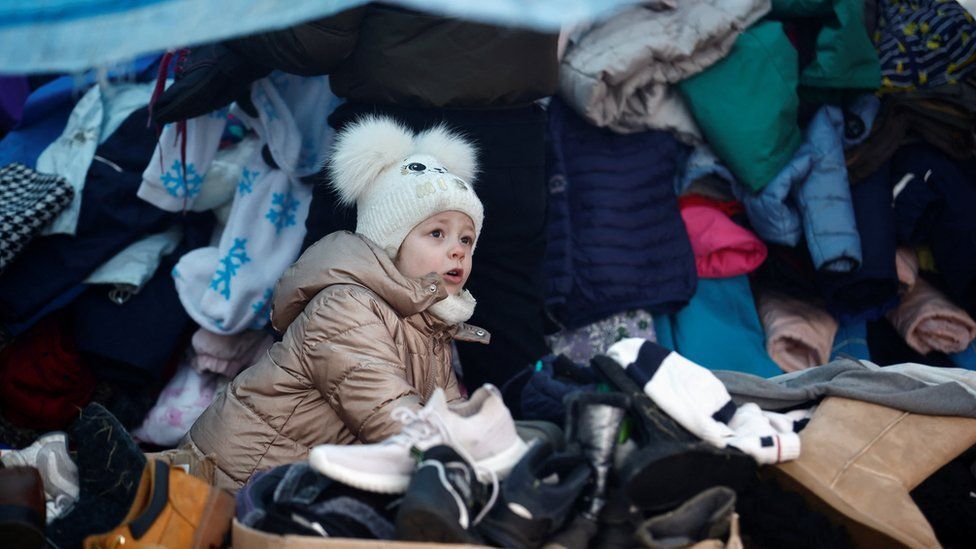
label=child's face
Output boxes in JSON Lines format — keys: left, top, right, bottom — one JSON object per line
{"left": 395, "top": 211, "right": 475, "bottom": 295}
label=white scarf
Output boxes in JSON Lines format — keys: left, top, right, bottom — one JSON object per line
{"left": 428, "top": 289, "right": 477, "bottom": 325}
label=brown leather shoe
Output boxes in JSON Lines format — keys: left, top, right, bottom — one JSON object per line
{"left": 83, "top": 459, "right": 235, "bottom": 548}
{"left": 0, "top": 466, "right": 46, "bottom": 548}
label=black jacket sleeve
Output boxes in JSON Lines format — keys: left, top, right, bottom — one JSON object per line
{"left": 226, "top": 6, "right": 367, "bottom": 76}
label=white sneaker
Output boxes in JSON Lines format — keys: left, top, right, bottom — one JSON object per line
{"left": 1, "top": 431, "right": 79, "bottom": 504}
{"left": 309, "top": 384, "right": 528, "bottom": 494}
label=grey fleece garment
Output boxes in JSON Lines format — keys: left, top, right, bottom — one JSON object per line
{"left": 715, "top": 358, "right": 976, "bottom": 418}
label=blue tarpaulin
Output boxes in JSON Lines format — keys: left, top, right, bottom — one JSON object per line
{"left": 0, "top": 0, "right": 638, "bottom": 74}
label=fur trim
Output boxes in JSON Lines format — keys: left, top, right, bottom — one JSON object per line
{"left": 413, "top": 124, "right": 478, "bottom": 183}
{"left": 428, "top": 289, "right": 477, "bottom": 325}
{"left": 327, "top": 115, "right": 414, "bottom": 206}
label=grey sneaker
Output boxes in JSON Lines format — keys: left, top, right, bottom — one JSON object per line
{"left": 1, "top": 431, "right": 79, "bottom": 517}
{"left": 309, "top": 384, "right": 527, "bottom": 494}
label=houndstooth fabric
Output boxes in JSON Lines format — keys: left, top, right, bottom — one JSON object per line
{"left": 0, "top": 163, "right": 74, "bottom": 273}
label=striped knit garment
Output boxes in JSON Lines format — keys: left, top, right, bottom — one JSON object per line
{"left": 606, "top": 338, "right": 803, "bottom": 464}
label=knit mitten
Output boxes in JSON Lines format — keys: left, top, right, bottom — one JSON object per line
{"left": 606, "top": 338, "right": 736, "bottom": 446}
{"left": 726, "top": 403, "right": 801, "bottom": 464}
{"left": 606, "top": 338, "right": 801, "bottom": 464}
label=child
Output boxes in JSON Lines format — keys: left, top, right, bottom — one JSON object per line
{"left": 184, "top": 116, "right": 491, "bottom": 491}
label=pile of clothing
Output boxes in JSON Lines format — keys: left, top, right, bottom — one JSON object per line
{"left": 3, "top": 341, "right": 975, "bottom": 548}
{"left": 1, "top": 0, "right": 976, "bottom": 547}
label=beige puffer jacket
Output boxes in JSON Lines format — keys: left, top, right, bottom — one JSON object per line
{"left": 185, "top": 231, "right": 489, "bottom": 491}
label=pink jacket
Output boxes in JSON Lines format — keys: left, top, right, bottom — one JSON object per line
{"left": 680, "top": 204, "right": 767, "bottom": 279}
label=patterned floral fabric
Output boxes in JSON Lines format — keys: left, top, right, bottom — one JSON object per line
{"left": 875, "top": 0, "right": 976, "bottom": 92}
{"left": 547, "top": 309, "right": 656, "bottom": 364}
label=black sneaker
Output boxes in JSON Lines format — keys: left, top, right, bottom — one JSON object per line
{"left": 395, "top": 445, "right": 491, "bottom": 544}
{"left": 477, "top": 441, "right": 591, "bottom": 548}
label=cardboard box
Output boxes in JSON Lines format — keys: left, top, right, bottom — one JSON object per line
{"left": 232, "top": 519, "right": 491, "bottom": 549}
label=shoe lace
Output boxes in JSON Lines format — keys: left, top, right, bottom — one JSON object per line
{"left": 389, "top": 406, "right": 499, "bottom": 527}
{"left": 46, "top": 494, "right": 75, "bottom": 523}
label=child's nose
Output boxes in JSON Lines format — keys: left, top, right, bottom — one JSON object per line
{"left": 449, "top": 242, "right": 465, "bottom": 259}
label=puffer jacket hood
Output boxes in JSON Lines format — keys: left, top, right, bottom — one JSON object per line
{"left": 272, "top": 231, "right": 447, "bottom": 332}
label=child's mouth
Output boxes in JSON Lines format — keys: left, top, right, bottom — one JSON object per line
{"left": 442, "top": 269, "right": 463, "bottom": 285}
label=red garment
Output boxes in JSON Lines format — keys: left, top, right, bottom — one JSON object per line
{"left": 677, "top": 194, "right": 744, "bottom": 217}
{"left": 679, "top": 198, "right": 767, "bottom": 279}
{"left": 0, "top": 314, "right": 94, "bottom": 429}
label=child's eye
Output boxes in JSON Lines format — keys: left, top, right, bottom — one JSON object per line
{"left": 430, "top": 230, "right": 442, "bottom": 238}
{"left": 461, "top": 236, "right": 473, "bottom": 245}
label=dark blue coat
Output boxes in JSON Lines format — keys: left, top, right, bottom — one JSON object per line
{"left": 893, "top": 143, "right": 976, "bottom": 306}
{"left": 545, "top": 98, "right": 696, "bottom": 330}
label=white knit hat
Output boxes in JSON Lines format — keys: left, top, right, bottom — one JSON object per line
{"left": 327, "top": 115, "right": 483, "bottom": 257}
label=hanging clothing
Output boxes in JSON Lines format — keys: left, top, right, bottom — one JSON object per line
{"left": 679, "top": 21, "right": 802, "bottom": 191}
{"left": 70, "top": 215, "right": 212, "bottom": 385}
{"left": 655, "top": 276, "right": 782, "bottom": 377}
{"left": 36, "top": 82, "right": 155, "bottom": 236}
{"left": 141, "top": 73, "right": 332, "bottom": 334}
{"left": 0, "top": 58, "right": 158, "bottom": 168}
{"left": 875, "top": 0, "right": 976, "bottom": 92}
{"left": 846, "top": 82, "right": 976, "bottom": 182}
{"left": 678, "top": 197, "right": 767, "bottom": 279}
{"left": 892, "top": 143, "right": 976, "bottom": 304}
{"left": 0, "top": 107, "right": 173, "bottom": 326}
{"left": 0, "top": 164, "right": 73, "bottom": 274}
{"left": 757, "top": 291, "right": 837, "bottom": 372}
{"left": 545, "top": 97, "right": 696, "bottom": 330}
{"left": 557, "top": 0, "right": 770, "bottom": 142}
{"left": 770, "top": 0, "right": 880, "bottom": 101}
{"left": 717, "top": 358, "right": 976, "bottom": 418}
{"left": 547, "top": 309, "right": 656, "bottom": 365}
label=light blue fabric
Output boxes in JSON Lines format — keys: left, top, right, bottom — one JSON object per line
{"left": 0, "top": 0, "right": 640, "bottom": 73}
{"left": 36, "top": 81, "right": 155, "bottom": 236}
{"left": 679, "top": 108, "right": 862, "bottom": 274}
{"left": 653, "top": 276, "right": 782, "bottom": 378}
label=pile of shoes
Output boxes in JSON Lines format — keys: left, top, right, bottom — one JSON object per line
{"left": 288, "top": 377, "right": 755, "bottom": 547}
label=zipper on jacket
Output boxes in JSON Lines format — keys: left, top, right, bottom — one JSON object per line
{"left": 423, "top": 337, "right": 437, "bottom": 399}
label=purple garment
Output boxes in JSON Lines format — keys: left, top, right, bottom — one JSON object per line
{"left": 0, "top": 76, "right": 29, "bottom": 134}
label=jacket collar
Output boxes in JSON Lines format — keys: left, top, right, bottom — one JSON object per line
{"left": 271, "top": 231, "right": 488, "bottom": 342}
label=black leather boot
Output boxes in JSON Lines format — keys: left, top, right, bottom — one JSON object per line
{"left": 543, "top": 392, "right": 629, "bottom": 548}
{"left": 564, "top": 391, "right": 630, "bottom": 521}
{"left": 590, "top": 355, "right": 757, "bottom": 512}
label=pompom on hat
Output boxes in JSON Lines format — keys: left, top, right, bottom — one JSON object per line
{"left": 327, "top": 115, "right": 484, "bottom": 257}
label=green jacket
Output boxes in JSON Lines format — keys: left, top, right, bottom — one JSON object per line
{"left": 771, "top": 0, "right": 881, "bottom": 101}
{"left": 679, "top": 21, "right": 803, "bottom": 191}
